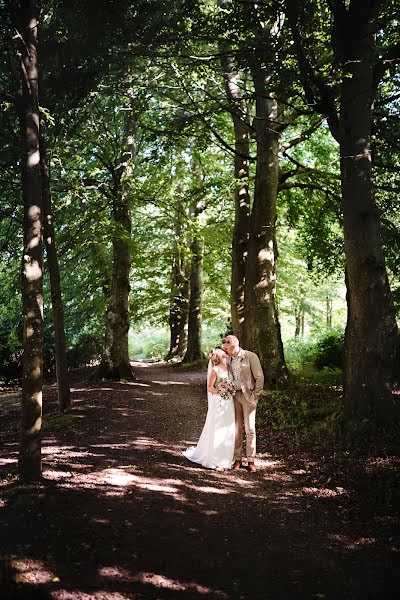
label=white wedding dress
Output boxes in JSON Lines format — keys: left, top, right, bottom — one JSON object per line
{"left": 183, "top": 364, "right": 235, "bottom": 469}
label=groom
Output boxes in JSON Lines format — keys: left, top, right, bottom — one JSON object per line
{"left": 222, "top": 335, "right": 264, "bottom": 472}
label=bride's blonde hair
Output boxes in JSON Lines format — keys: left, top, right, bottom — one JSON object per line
{"left": 209, "top": 347, "right": 222, "bottom": 366}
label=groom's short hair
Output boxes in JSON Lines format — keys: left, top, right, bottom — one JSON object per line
{"left": 222, "top": 335, "right": 239, "bottom": 346}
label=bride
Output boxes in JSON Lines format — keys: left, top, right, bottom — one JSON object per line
{"left": 183, "top": 347, "right": 235, "bottom": 470}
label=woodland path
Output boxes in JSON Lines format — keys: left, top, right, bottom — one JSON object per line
{"left": 0, "top": 360, "right": 398, "bottom": 600}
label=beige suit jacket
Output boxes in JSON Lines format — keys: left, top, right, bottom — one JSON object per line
{"left": 229, "top": 349, "right": 264, "bottom": 403}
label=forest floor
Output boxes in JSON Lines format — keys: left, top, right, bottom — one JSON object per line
{"left": 0, "top": 360, "right": 399, "bottom": 600}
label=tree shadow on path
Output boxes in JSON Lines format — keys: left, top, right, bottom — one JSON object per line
{"left": 0, "top": 361, "right": 398, "bottom": 599}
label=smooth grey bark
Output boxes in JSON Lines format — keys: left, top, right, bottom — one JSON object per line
{"left": 220, "top": 51, "right": 251, "bottom": 340}
{"left": 183, "top": 233, "right": 205, "bottom": 363}
{"left": 166, "top": 200, "right": 189, "bottom": 359}
{"left": 96, "top": 117, "right": 135, "bottom": 381}
{"left": 16, "top": 0, "right": 43, "bottom": 480}
{"left": 183, "top": 159, "right": 206, "bottom": 363}
{"left": 40, "top": 128, "right": 71, "bottom": 411}
{"left": 244, "top": 65, "right": 288, "bottom": 386}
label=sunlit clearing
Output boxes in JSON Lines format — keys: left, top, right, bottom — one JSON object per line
{"left": 130, "top": 360, "right": 163, "bottom": 369}
{"left": 131, "top": 572, "right": 228, "bottom": 597}
{"left": 10, "top": 558, "right": 58, "bottom": 585}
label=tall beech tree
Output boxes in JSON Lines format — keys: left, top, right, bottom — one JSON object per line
{"left": 40, "top": 127, "right": 70, "bottom": 410}
{"left": 184, "top": 159, "right": 206, "bottom": 363}
{"left": 166, "top": 195, "right": 190, "bottom": 359}
{"left": 286, "top": 0, "right": 400, "bottom": 421}
{"left": 184, "top": 232, "right": 205, "bottom": 362}
{"left": 219, "top": 51, "right": 251, "bottom": 341}
{"left": 217, "top": 2, "right": 288, "bottom": 384}
{"left": 244, "top": 58, "right": 288, "bottom": 385}
{"left": 13, "top": 0, "right": 44, "bottom": 480}
{"left": 94, "top": 101, "right": 136, "bottom": 381}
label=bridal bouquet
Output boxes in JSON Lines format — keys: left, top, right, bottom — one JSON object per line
{"left": 216, "top": 378, "right": 235, "bottom": 406}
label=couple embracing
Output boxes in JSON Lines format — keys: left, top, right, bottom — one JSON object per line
{"left": 183, "top": 335, "right": 264, "bottom": 473}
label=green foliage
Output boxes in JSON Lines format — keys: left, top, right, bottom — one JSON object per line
{"left": 313, "top": 330, "right": 344, "bottom": 370}
{"left": 285, "top": 327, "right": 344, "bottom": 368}
{"left": 66, "top": 331, "right": 104, "bottom": 368}
{"left": 257, "top": 383, "right": 342, "bottom": 433}
{"left": 129, "top": 328, "right": 169, "bottom": 360}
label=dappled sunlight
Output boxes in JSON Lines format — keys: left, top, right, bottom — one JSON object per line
{"left": 71, "top": 381, "right": 150, "bottom": 393}
{"left": 90, "top": 443, "right": 131, "bottom": 449}
{"left": 329, "top": 533, "right": 379, "bottom": 551}
{"left": 190, "top": 485, "right": 229, "bottom": 494}
{"left": 42, "top": 469, "right": 72, "bottom": 480}
{"left": 9, "top": 557, "right": 59, "bottom": 585}
{"left": 43, "top": 446, "right": 92, "bottom": 458}
{"left": 130, "top": 360, "right": 165, "bottom": 366}
{"left": 152, "top": 379, "right": 189, "bottom": 386}
{"left": 256, "top": 454, "right": 284, "bottom": 468}
{"left": 98, "top": 566, "right": 134, "bottom": 581}
{"left": 52, "top": 591, "right": 132, "bottom": 599}
{"left": 301, "top": 486, "right": 348, "bottom": 498}
{"left": 130, "top": 571, "right": 228, "bottom": 597}
{"left": 130, "top": 435, "right": 168, "bottom": 449}
{"left": 262, "top": 471, "right": 294, "bottom": 483}
{"left": 0, "top": 457, "right": 17, "bottom": 466}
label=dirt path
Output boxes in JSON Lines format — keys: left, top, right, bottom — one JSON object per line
{"left": 0, "top": 361, "right": 398, "bottom": 599}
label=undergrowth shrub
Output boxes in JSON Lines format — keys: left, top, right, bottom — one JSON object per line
{"left": 313, "top": 330, "right": 344, "bottom": 370}
{"left": 257, "top": 384, "right": 342, "bottom": 433}
{"left": 67, "top": 331, "right": 103, "bottom": 367}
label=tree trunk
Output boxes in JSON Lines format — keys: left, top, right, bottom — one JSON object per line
{"left": 40, "top": 128, "right": 71, "bottom": 411}
{"left": 95, "top": 117, "right": 135, "bottom": 380}
{"left": 286, "top": 0, "right": 399, "bottom": 421}
{"left": 183, "top": 234, "right": 205, "bottom": 363}
{"left": 166, "top": 200, "right": 189, "bottom": 359}
{"left": 244, "top": 67, "right": 288, "bottom": 386}
{"left": 294, "top": 310, "right": 301, "bottom": 338}
{"left": 17, "top": 0, "right": 43, "bottom": 481}
{"left": 220, "top": 51, "right": 251, "bottom": 340}
{"left": 338, "top": 5, "right": 399, "bottom": 420}
{"left": 326, "top": 296, "right": 332, "bottom": 328}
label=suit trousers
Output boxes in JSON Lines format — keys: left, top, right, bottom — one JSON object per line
{"left": 233, "top": 390, "right": 257, "bottom": 462}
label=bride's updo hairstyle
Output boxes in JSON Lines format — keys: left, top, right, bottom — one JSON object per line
{"left": 209, "top": 348, "right": 221, "bottom": 366}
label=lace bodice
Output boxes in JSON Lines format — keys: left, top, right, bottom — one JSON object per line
{"left": 212, "top": 365, "right": 229, "bottom": 380}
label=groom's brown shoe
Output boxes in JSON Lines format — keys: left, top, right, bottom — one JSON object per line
{"left": 232, "top": 460, "right": 242, "bottom": 470}
{"left": 248, "top": 462, "right": 257, "bottom": 472}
